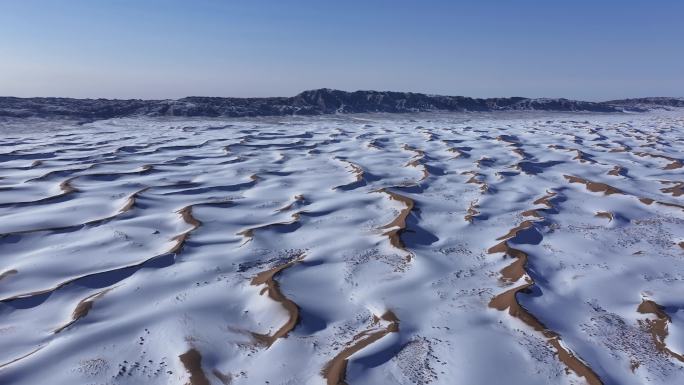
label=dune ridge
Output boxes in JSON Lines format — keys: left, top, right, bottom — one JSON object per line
{"left": 1, "top": 111, "right": 683, "bottom": 385}
{"left": 377, "top": 188, "right": 415, "bottom": 254}
{"left": 488, "top": 191, "right": 604, "bottom": 385}
{"left": 249, "top": 253, "right": 304, "bottom": 347}
{"left": 321, "top": 311, "right": 400, "bottom": 385}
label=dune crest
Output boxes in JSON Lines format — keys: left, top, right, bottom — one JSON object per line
{"left": 377, "top": 188, "right": 415, "bottom": 254}
{"left": 489, "top": 191, "right": 604, "bottom": 385}
{"left": 321, "top": 310, "right": 400, "bottom": 385}
{"left": 250, "top": 254, "right": 304, "bottom": 347}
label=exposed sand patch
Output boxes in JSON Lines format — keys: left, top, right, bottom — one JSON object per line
{"left": 54, "top": 289, "right": 110, "bottom": 333}
{"left": 640, "top": 197, "right": 655, "bottom": 205}
{"left": 564, "top": 175, "right": 623, "bottom": 195}
{"left": 377, "top": 188, "right": 415, "bottom": 252}
{"left": 276, "top": 194, "right": 306, "bottom": 212}
{"left": 169, "top": 206, "right": 202, "bottom": 254}
{"left": 595, "top": 211, "right": 614, "bottom": 222}
{"left": 333, "top": 158, "right": 368, "bottom": 190}
{"left": 572, "top": 149, "right": 595, "bottom": 164}
{"left": 462, "top": 171, "right": 488, "bottom": 193}
{"left": 119, "top": 187, "right": 149, "bottom": 213}
{"left": 402, "top": 144, "right": 429, "bottom": 181}
{"left": 179, "top": 348, "right": 211, "bottom": 385}
{"left": 495, "top": 220, "right": 536, "bottom": 242}
{"left": 488, "top": 241, "right": 529, "bottom": 283}
{"left": 465, "top": 200, "right": 480, "bottom": 223}
{"left": 521, "top": 209, "right": 543, "bottom": 218}
{"left": 637, "top": 299, "right": 684, "bottom": 363}
{"left": 250, "top": 253, "right": 304, "bottom": 347}
{"left": 607, "top": 165, "right": 627, "bottom": 177}
{"left": 609, "top": 146, "right": 630, "bottom": 153}
{"left": 447, "top": 147, "right": 468, "bottom": 159}
{"left": 178, "top": 206, "right": 202, "bottom": 228}
{"left": 660, "top": 181, "right": 684, "bottom": 197}
{"left": 490, "top": 265, "right": 604, "bottom": 385}
{"left": 322, "top": 311, "right": 399, "bottom": 385}
{"left": 59, "top": 177, "right": 79, "bottom": 194}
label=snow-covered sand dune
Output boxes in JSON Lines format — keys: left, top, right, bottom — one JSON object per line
{"left": 1, "top": 111, "right": 683, "bottom": 385}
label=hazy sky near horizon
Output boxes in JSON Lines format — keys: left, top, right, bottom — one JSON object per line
{"left": 1, "top": 0, "right": 682, "bottom": 100}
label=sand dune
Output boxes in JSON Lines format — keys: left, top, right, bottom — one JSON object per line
{"left": 322, "top": 311, "right": 399, "bottom": 385}
{"left": 377, "top": 188, "right": 415, "bottom": 254}
{"left": 54, "top": 289, "right": 110, "bottom": 334}
{"left": 488, "top": 191, "right": 604, "bottom": 385}
{"left": 250, "top": 253, "right": 304, "bottom": 347}
{"left": 564, "top": 175, "right": 623, "bottom": 195}
{"left": 1, "top": 111, "right": 683, "bottom": 385}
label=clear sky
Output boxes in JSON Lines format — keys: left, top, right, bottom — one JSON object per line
{"left": 1, "top": 0, "right": 682, "bottom": 100}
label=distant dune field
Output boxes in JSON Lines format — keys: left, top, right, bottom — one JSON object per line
{"left": 1, "top": 111, "right": 683, "bottom": 385}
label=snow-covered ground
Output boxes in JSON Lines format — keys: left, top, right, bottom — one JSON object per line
{"left": 0, "top": 111, "right": 683, "bottom": 385}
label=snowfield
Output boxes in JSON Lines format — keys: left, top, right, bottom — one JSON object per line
{"left": 1, "top": 111, "right": 683, "bottom": 385}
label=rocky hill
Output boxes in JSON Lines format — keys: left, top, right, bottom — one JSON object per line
{"left": 1, "top": 89, "right": 681, "bottom": 120}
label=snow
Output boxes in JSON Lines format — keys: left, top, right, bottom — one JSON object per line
{"left": 0, "top": 110, "right": 683, "bottom": 385}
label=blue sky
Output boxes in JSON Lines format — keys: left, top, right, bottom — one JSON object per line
{"left": 1, "top": 0, "right": 682, "bottom": 100}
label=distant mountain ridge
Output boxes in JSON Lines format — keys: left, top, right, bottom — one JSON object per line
{"left": 1, "top": 88, "right": 682, "bottom": 120}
